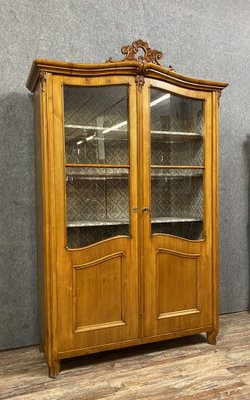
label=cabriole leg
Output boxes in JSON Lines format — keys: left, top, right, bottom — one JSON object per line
{"left": 49, "top": 360, "right": 61, "bottom": 378}
{"left": 206, "top": 331, "right": 218, "bottom": 345}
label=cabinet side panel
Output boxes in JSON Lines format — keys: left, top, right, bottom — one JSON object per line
{"left": 33, "top": 82, "right": 48, "bottom": 358}
{"left": 211, "top": 91, "right": 219, "bottom": 334}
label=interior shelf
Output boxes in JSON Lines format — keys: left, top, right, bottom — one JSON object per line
{"left": 66, "top": 171, "right": 203, "bottom": 180}
{"left": 66, "top": 172, "right": 129, "bottom": 180}
{"left": 65, "top": 124, "right": 202, "bottom": 142}
{"left": 67, "top": 217, "right": 202, "bottom": 228}
{"left": 152, "top": 217, "right": 202, "bottom": 224}
{"left": 151, "top": 172, "right": 203, "bottom": 178}
{"left": 151, "top": 130, "right": 202, "bottom": 141}
{"left": 67, "top": 219, "right": 129, "bottom": 227}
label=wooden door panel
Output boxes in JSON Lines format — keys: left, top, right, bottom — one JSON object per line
{"left": 144, "top": 236, "right": 212, "bottom": 338}
{"left": 72, "top": 251, "right": 126, "bottom": 333}
{"left": 156, "top": 248, "right": 201, "bottom": 319}
{"left": 57, "top": 237, "right": 139, "bottom": 353}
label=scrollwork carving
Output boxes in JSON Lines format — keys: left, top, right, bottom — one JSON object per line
{"left": 106, "top": 39, "right": 163, "bottom": 65}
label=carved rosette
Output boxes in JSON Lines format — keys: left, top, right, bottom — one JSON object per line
{"left": 106, "top": 39, "right": 163, "bottom": 65}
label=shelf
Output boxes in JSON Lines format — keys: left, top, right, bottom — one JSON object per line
{"left": 66, "top": 173, "right": 129, "bottom": 180}
{"left": 65, "top": 124, "right": 201, "bottom": 136}
{"left": 152, "top": 217, "right": 202, "bottom": 224}
{"left": 67, "top": 220, "right": 129, "bottom": 227}
{"left": 65, "top": 124, "right": 128, "bottom": 142}
{"left": 66, "top": 173, "right": 202, "bottom": 181}
{"left": 65, "top": 124, "right": 202, "bottom": 143}
{"left": 67, "top": 217, "right": 202, "bottom": 228}
{"left": 151, "top": 172, "right": 203, "bottom": 179}
{"left": 66, "top": 167, "right": 203, "bottom": 180}
{"left": 151, "top": 130, "right": 202, "bottom": 140}
{"left": 65, "top": 124, "right": 106, "bottom": 131}
{"left": 66, "top": 165, "right": 129, "bottom": 180}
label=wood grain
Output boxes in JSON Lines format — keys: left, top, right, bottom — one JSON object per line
{"left": 0, "top": 312, "right": 249, "bottom": 399}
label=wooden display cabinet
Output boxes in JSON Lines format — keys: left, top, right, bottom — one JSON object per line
{"left": 26, "top": 40, "right": 228, "bottom": 377}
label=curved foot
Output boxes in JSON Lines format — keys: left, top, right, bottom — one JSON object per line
{"left": 207, "top": 331, "right": 218, "bottom": 345}
{"left": 49, "top": 360, "right": 60, "bottom": 378}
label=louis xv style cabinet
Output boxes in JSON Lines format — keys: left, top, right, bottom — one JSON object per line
{"left": 26, "top": 40, "right": 228, "bottom": 377}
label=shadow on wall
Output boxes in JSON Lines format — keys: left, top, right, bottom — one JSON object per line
{"left": 0, "top": 91, "right": 38, "bottom": 350}
{"left": 244, "top": 134, "right": 250, "bottom": 311}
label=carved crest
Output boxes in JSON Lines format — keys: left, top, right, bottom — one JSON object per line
{"left": 106, "top": 39, "right": 163, "bottom": 65}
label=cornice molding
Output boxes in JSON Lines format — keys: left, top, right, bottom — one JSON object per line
{"left": 26, "top": 40, "right": 228, "bottom": 92}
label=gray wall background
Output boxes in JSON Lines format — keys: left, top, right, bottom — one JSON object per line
{"left": 0, "top": 0, "right": 249, "bottom": 350}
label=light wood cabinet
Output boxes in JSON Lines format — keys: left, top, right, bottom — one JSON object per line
{"left": 26, "top": 40, "right": 228, "bottom": 377}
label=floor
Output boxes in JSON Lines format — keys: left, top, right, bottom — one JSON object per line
{"left": 0, "top": 312, "right": 250, "bottom": 399}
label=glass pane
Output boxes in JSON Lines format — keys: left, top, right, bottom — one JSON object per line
{"left": 67, "top": 225, "right": 129, "bottom": 248}
{"left": 151, "top": 88, "right": 204, "bottom": 166}
{"left": 66, "top": 167, "right": 129, "bottom": 248}
{"left": 64, "top": 85, "right": 128, "bottom": 164}
{"left": 151, "top": 168, "right": 203, "bottom": 240}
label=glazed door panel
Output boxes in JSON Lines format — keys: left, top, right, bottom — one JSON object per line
{"left": 52, "top": 76, "right": 139, "bottom": 353}
{"left": 142, "top": 80, "right": 213, "bottom": 338}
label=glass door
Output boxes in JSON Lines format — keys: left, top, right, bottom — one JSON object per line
{"left": 143, "top": 79, "right": 213, "bottom": 338}
{"left": 53, "top": 75, "right": 139, "bottom": 353}
{"left": 64, "top": 85, "right": 130, "bottom": 248}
